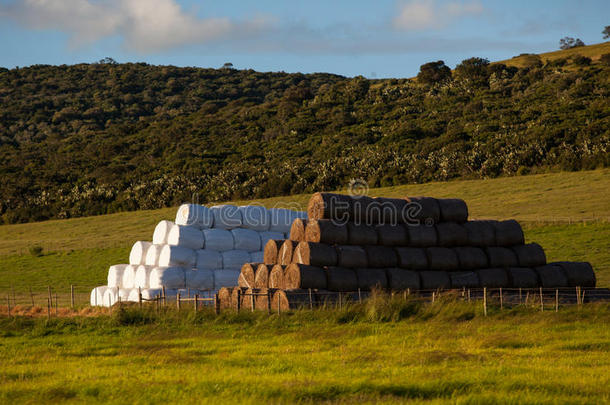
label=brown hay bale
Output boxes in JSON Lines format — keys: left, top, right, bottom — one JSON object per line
{"left": 305, "top": 219, "right": 349, "bottom": 245}
{"left": 294, "top": 241, "right": 338, "bottom": 266}
{"left": 269, "top": 264, "right": 287, "bottom": 289}
{"left": 449, "top": 272, "right": 480, "bottom": 288}
{"left": 386, "top": 268, "right": 421, "bottom": 290}
{"left": 438, "top": 198, "right": 468, "bottom": 223}
{"left": 493, "top": 220, "right": 524, "bottom": 246}
{"left": 374, "top": 197, "right": 409, "bottom": 224}
{"left": 243, "top": 288, "right": 260, "bottom": 310}
{"left": 534, "top": 264, "right": 568, "bottom": 287}
{"left": 364, "top": 245, "right": 399, "bottom": 268}
{"left": 255, "top": 288, "right": 276, "bottom": 311}
{"left": 375, "top": 224, "right": 408, "bottom": 246}
{"left": 394, "top": 247, "right": 429, "bottom": 270}
{"left": 307, "top": 192, "right": 353, "bottom": 221}
{"left": 476, "top": 268, "right": 509, "bottom": 288}
{"left": 511, "top": 243, "right": 546, "bottom": 267}
{"left": 485, "top": 247, "right": 519, "bottom": 268}
{"left": 406, "top": 197, "right": 441, "bottom": 224}
{"left": 238, "top": 263, "right": 260, "bottom": 288}
{"left": 254, "top": 264, "right": 271, "bottom": 289}
{"left": 278, "top": 240, "right": 298, "bottom": 265}
{"left": 263, "top": 239, "right": 283, "bottom": 264}
{"left": 285, "top": 263, "right": 327, "bottom": 289}
{"left": 435, "top": 222, "right": 468, "bottom": 247}
{"left": 230, "top": 287, "right": 247, "bottom": 310}
{"left": 289, "top": 218, "right": 308, "bottom": 241}
{"left": 419, "top": 271, "right": 451, "bottom": 289}
{"left": 406, "top": 224, "right": 438, "bottom": 247}
{"left": 336, "top": 245, "right": 369, "bottom": 268}
{"left": 217, "top": 287, "right": 234, "bottom": 310}
{"left": 355, "top": 268, "right": 388, "bottom": 290}
{"left": 347, "top": 222, "right": 378, "bottom": 245}
{"left": 326, "top": 267, "right": 358, "bottom": 292}
{"left": 426, "top": 247, "right": 459, "bottom": 271}
{"left": 507, "top": 267, "right": 539, "bottom": 288}
{"left": 553, "top": 262, "right": 596, "bottom": 287}
{"left": 272, "top": 289, "right": 313, "bottom": 311}
{"left": 463, "top": 220, "right": 496, "bottom": 247}
{"left": 453, "top": 247, "right": 488, "bottom": 270}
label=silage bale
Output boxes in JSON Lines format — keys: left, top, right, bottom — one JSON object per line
{"left": 272, "top": 289, "right": 312, "bottom": 311}
{"left": 175, "top": 204, "right": 214, "bottom": 229}
{"left": 127, "top": 289, "right": 141, "bottom": 302}
{"left": 326, "top": 267, "right": 358, "bottom": 292}
{"left": 305, "top": 219, "right": 348, "bottom": 245}
{"left": 406, "top": 225, "right": 438, "bottom": 247}
{"left": 117, "top": 288, "right": 132, "bottom": 303}
{"left": 453, "top": 247, "right": 488, "bottom": 270}
{"left": 238, "top": 263, "right": 260, "bottom": 288}
{"left": 284, "top": 263, "right": 327, "bottom": 289}
{"left": 231, "top": 287, "right": 248, "bottom": 310}
{"left": 185, "top": 269, "right": 214, "bottom": 290}
{"left": 260, "top": 231, "right": 285, "bottom": 247}
{"left": 152, "top": 220, "right": 174, "bottom": 245}
{"left": 263, "top": 239, "right": 282, "bottom": 264}
{"left": 141, "top": 288, "right": 163, "bottom": 301}
{"left": 307, "top": 192, "right": 353, "bottom": 221}
{"left": 463, "top": 220, "right": 496, "bottom": 247}
{"left": 534, "top": 264, "right": 569, "bottom": 288}
{"left": 134, "top": 265, "right": 153, "bottom": 288}
{"left": 438, "top": 198, "right": 468, "bottom": 223}
{"left": 375, "top": 224, "right": 408, "bottom": 246}
{"left": 210, "top": 205, "right": 242, "bottom": 229}
{"left": 386, "top": 268, "right": 421, "bottom": 290}
{"left": 149, "top": 266, "right": 186, "bottom": 289}
{"left": 145, "top": 244, "right": 164, "bottom": 266}
{"left": 419, "top": 271, "right": 451, "bottom": 289}
{"left": 355, "top": 268, "right": 388, "bottom": 290}
{"left": 238, "top": 205, "right": 270, "bottom": 231}
{"left": 477, "top": 268, "right": 509, "bottom": 288}
{"left": 231, "top": 228, "right": 261, "bottom": 252}
{"left": 507, "top": 267, "right": 539, "bottom": 288}
{"left": 406, "top": 197, "right": 441, "bottom": 224}
{"left": 511, "top": 243, "right": 546, "bottom": 267}
{"left": 336, "top": 245, "right": 369, "bottom": 268}
{"left": 90, "top": 286, "right": 107, "bottom": 306}
{"left": 269, "top": 264, "right": 287, "bottom": 289}
{"left": 553, "top": 261, "right": 596, "bottom": 287}
{"left": 251, "top": 251, "right": 264, "bottom": 263}
{"left": 435, "top": 222, "right": 468, "bottom": 247}
{"left": 351, "top": 196, "right": 376, "bottom": 223}
{"left": 449, "top": 272, "right": 479, "bottom": 289}
{"left": 294, "top": 241, "right": 338, "bottom": 267}
{"left": 222, "top": 250, "right": 251, "bottom": 270}
{"left": 202, "top": 229, "right": 234, "bottom": 252}
{"left": 269, "top": 208, "right": 300, "bottom": 233}
{"left": 278, "top": 240, "right": 296, "bottom": 265}
{"left": 195, "top": 249, "right": 223, "bottom": 270}
{"left": 364, "top": 245, "right": 398, "bottom": 268}
{"left": 255, "top": 288, "right": 276, "bottom": 311}
{"left": 129, "top": 241, "right": 152, "bottom": 265}
{"left": 394, "top": 247, "right": 429, "bottom": 270}
{"left": 213, "top": 269, "right": 240, "bottom": 289}
{"left": 107, "top": 264, "right": 128, "bottom": 288}
{"left": 121, "top": 264, "right": 138, "bottom": 289}
{"left": 102, "top": 288, "right": 117, "bottom": 307}
{"left": 485, "top": 247, "right": 519, "bottom": 268}
{"left": 254, "top": 264, "right": 271, "bottom": 288}
{"left": 493, "top": 220, "right": 524, "bottom": 246}
{"left": 426, "top": 247, "right": 459, "bottom": 271}
{"left": 218, "top": 287, "right": 234, "bottom": 310}
{"left": 289, "top": 218, "right": 308, "bottom": 241}
{"left": 158, "top": 245, "right": 196, "bottom": 268}
{"left": 167, "top": 225, "right": 205, "bottom": 250}
{"left": 347, "top": 222, "right": 378, "bottom": 245}
{"left": 374, "top": 197, "right": 409, "bottom": 224}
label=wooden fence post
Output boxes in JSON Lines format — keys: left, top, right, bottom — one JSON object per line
{"left": 277, "top": 292, "right": 281, "bottom": 315}
{"left": 177, "top": 293, "right": 181, "bottom": 310}
{"left": 432, "top": 291, "right": 435, "bottom": 304}
{"left": 267, "top": 291, "right": 271, "bottom": 314}
{"left": 499, "top": 288, "right": 503, "bottom": 310}
{"left": 30, "top": 287, "right": 35, "bottom": 307}
{"left": 6, "top": 295, "right": 10, "bottom": 317}
{"left": 250, "top": 292, "right": 255, "bottom": 313}
{"left": 236, "top": 289, "right": 241, "bottom": 313}
{"left": 54, "top": 294, "right": 58, "bottom": 316}
{"left": 555, "top": 289, "right": 559, "bottom": 312}
{"left": 162, "top": 286, "right": 166, "bottom": 307}
{"left": 519, "top": 288, "right": 522, "bottom": 304}
{"left": 539, "top": 287, "right": 544, "bottom": 312}
{"left": 47, "top": 298, "right": 51, "bottom": 319}
{"left": 483, "top": 287, "right": 487, "bottom": 316}
{"left": 194, "top": 294, "right": 199, "bottom": 313}
{"left": 467, "top": 289, "right": 471, "bottom": 302}
{"left": 214, "top": 294, "right": 220, "bottom": 315}
{"left": 308, "top": 288, "right": 313, "bottom": 310}
{"left": 70, "top": 285, "right": 75, "bottom": 309}
{"left": 48, "top": 286, "right": 52, "bottom": 309}
{"left": 138, "top": 287, "right": 142, "bottom": 309}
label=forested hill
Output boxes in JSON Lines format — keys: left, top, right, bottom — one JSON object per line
{"left": 1, "top": 49, "right": 609, "bottom": 223}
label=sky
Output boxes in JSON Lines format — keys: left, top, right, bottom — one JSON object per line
{"left": 0, "top": 0, "right": 608, "bottom": 78}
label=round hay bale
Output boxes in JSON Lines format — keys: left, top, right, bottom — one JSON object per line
{"left": 238, "top": 205, "right": 270, "bottom": 231}
{"left": 394, "top": 247, "right": 428, "bottom": 270}
{"left": 305, "top": 219, "right": 348, "bottom": 245}
{"left": 149, "top": 266, "right": 186, "bottom": 289}
{"left": 130, "top": 241, "right": 152, "bottom": 265}
{"left": 134, "top": 265, "right": 153, "bottom": 288}
{"left": 158, "top": 245, "right": 197, "bottom": 268}
{"left": 374, "top": 197, "right": 409, "bottom": 224}
{"left": 269, "top": 264, "right": 287, "bottom": 289}
{"left": 511, "top": 243, "right": 546, "bottom": 267}
{"left": 185, "top": 268, "right": 214, "bottom": 290}
{"left": 419, "top": 271, "right": 451, "bottom": 289}
{"left": 351, "top": 196, "right": 377, "bottom": 223}
{"left": 406, "top": 197, "right": 441, "bottom": 224}
{"left": 493, "top": 220, "right": 524, "bottom": 246}
{"left": 242, "top": 288, "right": 260, "bottom": 311}
{"left": 507, "top": 267, "right": 539, "bottom": 288}
{"left": 217, "top": 287, "right": 234, "bottom": 310}
{"left": 230, "top": 287, "right": 247, "bottom": 310}
{"left": 213, "top": 269, "right": 240, "bottom": 289}
{"left": 426, "top": 247, "right": 459, "bottom": 271}
{"left": 107, "top": 264, "right": 128, "bottom": 288}
{"left": 278, "top": 240, "right": 298, "bottom": 265}
{"left": 289, "top": 218, "right": 308, "bottom": 241}
{"left": 438, "top": 198, "right": 468, "bottom": 223}
{"left": 485, "top": 247, "right": 519, "bottom": 268}
{"left": 210, "top": 204, "right": 242, "bottom": 230}
{"left": 145, "top": 244, "right": 163, "bottom": 266}
{"left": 121, "top": 264, "right": 137, "bottom": 289}
{"left": 294, "top": 242, "right": 338, "bottom": 267}
{"left": 285, "top": 263, "right": 327, "bottom": 289}
{"left": 375, "top": 224, "right": 408, "bottom": 246}
{"left": 195, "top": 249, "right": 223, "bottom": 270}
{"left": 221, "top": 250, "right": 251, "bottom": 270}
{"left": 463, "top": 220, "right": 496, "bottom": 247}
{"left": 386, "top": 268, "right": 420, "bottom": 290}
{"left": 238, "top": 263, "right": 259, "bottom": 288}
{"left": 263, "top": 239, "right": 282, "bottom": 265}
{"left": 347, "top": 222, "right": 378, "bottom": 245}
{"left": 453, "top": 247, "right": 488, "bottom": 270}
{"left": 326, "top": 267, "right": 358, "bottom": 292}
{"left": 534, "top": 264, "right": 568, "bottom": 288}
{"left": 255, "top": 288, "right": 276, "bottom": 311}
{"left": 254, "top": 264, "right": 271, "bottom": 289}
{"left": 336, "top": 245, "right": 368, "bottom": 268}
{"left": 175, "top": 203, "right": 213, "bottom": 229}
{"left": 406, "top": 225, "right": 438, "bottom": 247}
{"left": 153, "top": 220, "right": 174, "bottom": 245}
{"left": 476, "top": 268, "right": 509, "bottom": 288}
{"left": 435, "top": 222, "right": 468, "bottom": 247}
{"left": 231, "top": 228, "right": 262, "bottom": 252}
{"left": 167, "top": 225, "right": 205, "bottom": 250}
{"left": 552, "top": 262, "right": 595, "bottom": 287}
{"left": 307, "top": 192, "right": 353, "bottom": 221}
{"left": 271, "top": 289, "right": 311, "bottom": 311}
{"left": 364, "top": 245, "right": 398, "bottom": 268}
{"left": 355, "top": 268, "right": 388, "bottom": 290}
{"left": 449, "top": 271, "right": 479, "bottom": 288}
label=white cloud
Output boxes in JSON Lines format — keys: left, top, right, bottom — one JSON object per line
{"left": 393, "top": 0, "right": 483, "bottom": 31}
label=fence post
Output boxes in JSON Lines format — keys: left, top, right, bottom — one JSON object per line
{"left": 214, "top": 294, "right": 220, "bottom": 315}
{"left": 30, "top": 287, "right": 35, "bottom": 307}
{"left": 194, "top": 294, "right": 199, "bottom": 313}
{"left": 236, "top": 289, "right": 241, "bottom": 312}
{"left": 162, "top": 287, "right": 166, "bottom": 307}
{"left": 308, "top": 288, "right": 313, "bottom": 310}
{"left": 47, "top": 298, "right": 51, "bottom": 319}
{"left": 177, "top": 292, "right": 181, "bottom": 310}
{"left": 6, "top": 295, "right": 10, "bottom": 317}
{"left": 267, "top": 291, "right": 271, "bottom": 314}
{"left": 483, "top": 287, "right": 487, "bottom": 316}
{"left": 48, "top": 286, "right": 52, "bottom": 309}
{"left": 138, "top": 288, "right": 142, "bottom": 309}
{"left": 519, "top": 288, "right": 522, "bottom": 304}
{"left": 432, "top": 291, "right": 435, "bottom": 304}
{"left": 555, "top": 289, "right": 559, "bottom": 312}
{"left": 54, "top": 294, "right": 58, "bottom": 316}
{"left": 539, "top": 287, "right": 544, "bottom": 312}
{"left": 499, "top": 288, "right": 503, "bottom": 310}
{"left": 467, "top": 289, "right": 471, "bottom": 302}
{"left": 250, "top": 291, "right": 255, "bottom": 312}
{"left": 70, "top": 285, "right": 75, "bottom": 309}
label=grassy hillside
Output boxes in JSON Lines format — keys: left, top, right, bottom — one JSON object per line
{"left": 502, "top": 41, "right": 610, "bottom": 68}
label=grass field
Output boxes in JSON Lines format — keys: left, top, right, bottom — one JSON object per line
{"left": 500, "top": 41, "right": 610, "bottom": 67}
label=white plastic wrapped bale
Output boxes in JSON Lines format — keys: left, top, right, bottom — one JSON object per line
{"left": 185, "top": 269, "right": 215, "bottom": 290}
{"left": 129, "top": 241, "right": 152, "bottom": 265}
{"left": 107, "top": 264, "right": 128, "bottom": 288}
{"left": 141, "top": 288, "right": 163, "bottom": 301}
{"left": 239, "top": 205, "right": 270, "bottom": 231}
{"left": 250, "top": 251, "right": 264, "bottom": 263}
{"left": 167, "top": 225, "right": 204, "bottom": 249}
{"left": 213, "top": 269, "right": 241, "bottom": 289}
{"left": 260, "top": 231, "right": 285, "bottom": 247}
{"left": 222, "top": 250, "right": 251, "bottom": 270}
{"left": 203, "top": 229, "right": 234, "bottom": 252}
{"left": 102, "top": 288, "right": 117, "bottom": 307}
{"left": 145, "top": 244, "right": 164, "bottom": 266}
{"left": 158, "top": 245, "right": 196, "bottom": 268}
{"left": 269, "top": 209, "right": 306, "bottom": 233}
{"left": 210, "top": 205, "right": 242, "bottom": 229}
{"left": 90, "top": 286, "right": 107, "bottom": 306}
{"left": 195, "top": 249, "right": 223, "bottom": 270}
{"left": 152, "top": 220, "right": 174, "bottom": 245}
{"left": 231, "top": 228, "right": 261, "bottom": 252}
{"left": 121, "top": 265, "right": 138, "bottom": 289}
{"left": 149, "top": 266, "right": 186, "bottom": 289}
{"left": 134, "top": 265, "right": 153, "bottom": 288}
{"left": 127, "top": 288, "right": 142, "bottom": 302}
{"left": 117, "top": 288, "right": 132, "bottom": 303}
{"left": 175, "top": 204, "right": 214, "bottom": 229}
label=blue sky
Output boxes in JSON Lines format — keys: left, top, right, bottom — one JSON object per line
{"left": 0, "top": 0, "right": 608, "bottom": 77}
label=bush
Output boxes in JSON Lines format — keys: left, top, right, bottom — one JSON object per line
{"left": 572, "top": 55, "right": 592, "bottom": 66}
{"left": 29, "top": 245, "right": 43, "bottom": 257}
{"left": 417, "top": 61, "right": 451, "bottom": 84}
{"left": 600, "top": 53, "right": 610, "bottom": 66}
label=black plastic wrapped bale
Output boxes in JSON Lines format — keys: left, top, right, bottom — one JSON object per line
{"left": 453, "top": 247, "right": 488, "bottom": 270}
{"left": 449, "top": 271, "right": 480, "bottom": 288}
{"left": 307, "top": 192, "right": 354, "bottom": 221}
{"left": 347, "top": 222, "right": 378, "bottom": 245}
{"left": 394, "top": 247, "right": 429, "bottom": 270}
{"left": 407, "top": 197, "right": 441, "bottom": 224}
{"left": 506, "top": 267, "right": 539, "bottom": 288}
{"left": 364, "top": 245, "right": 399, "bottom": 268}
{"left": 553, "top": 262, "right": 596, "bottom": 287}
{"left": 305, "top": 219, "right": 349, "bottom": 245}
{"left": 534, "top": 264, "right": 569, "bottom": 288}
{"left": 272, "top": 289, "right": 312, "bottom": 311}
{"left": 284, "top": 263, "right": 327, "bottom": 289}
{"left": 419, "top": 271, "right": 451, "bottom": 289}
{"left": 435, "top": 222, "right": 468, "bottom": 247}
{"left": 511, "top": 243, "right": 546, "bottom": 267}
{"left": 336, "top": 245, "right": 369, "bottom": 268}
{"left": 405, "top": 224, "right": 438, "bottom": 247}
{"left": 426, "top": 247, "right": 459, "bottom": 271}
{"left": 375, "top": 224, "right": 409, "bottom": 246}
{"left": 374, "top": 197, "right": 408, "bottom": 224}
{"left": 326, "top": 267, "right": 359, "bottom": 292}
{"left": 294, "top": 242, "right": 338, "bottom": 267}
{"left": 485, "top": 247, "right": 519, "bottom": 268}
{"left": 386, "top": 268, "right": 421, "bottom": 290}
{"left": 437, "top": 198, "right": 468, "bottom": 223}
{"left": 355, "top": 268, "right": 388, "bottom": 290}
{"left": 463, "top": 220, "right": 496, "bottom": 247}
{"left": 477, "top": 268, "right": 509, "bottom": 288}
{"left": 493, "top": 220, "right": 525, "bottom": 246}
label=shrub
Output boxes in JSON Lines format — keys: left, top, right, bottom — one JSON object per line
{"left": 572, "top": 55, "right": 592, "bottom": 66}
{"left": 29, "top": 245, "right": 43, "bottom": 257}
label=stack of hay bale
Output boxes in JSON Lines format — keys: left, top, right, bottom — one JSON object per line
{"left": 91, "top": 204, "right": 306, "bottom": 307}
{"left": 224, "top": 193, "right": 596, "bottom": 311}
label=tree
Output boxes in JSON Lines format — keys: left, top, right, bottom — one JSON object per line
{"left": 222, "top": 62, "right": 234, "bottom": 69}
{"left": 559, "top": 37, "right": 585, "bottom": 50}
{"left": 603, "top": 26, "right": 610, "bottom": 39}
{"left": 98, "top": 57, "right": 117, "bottom": 64}
{"left": 601, "top": 53, "right": 610, "bottom": 66}
{"left": 454, "top": 57, "right": 490, "bottom": 83}
{"left": 417, "top": 61, "right": 451, "bottom": 84}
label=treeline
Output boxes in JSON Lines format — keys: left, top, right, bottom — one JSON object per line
{"left": 0, "top": 54, "right": 609, "bottom": 223}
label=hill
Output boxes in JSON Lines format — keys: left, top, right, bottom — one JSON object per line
{"left": 501, "top": 41, "right": 610, "bottom": 68}
{"left": 1, "top": 45, "right": 609, "bottom": 224}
